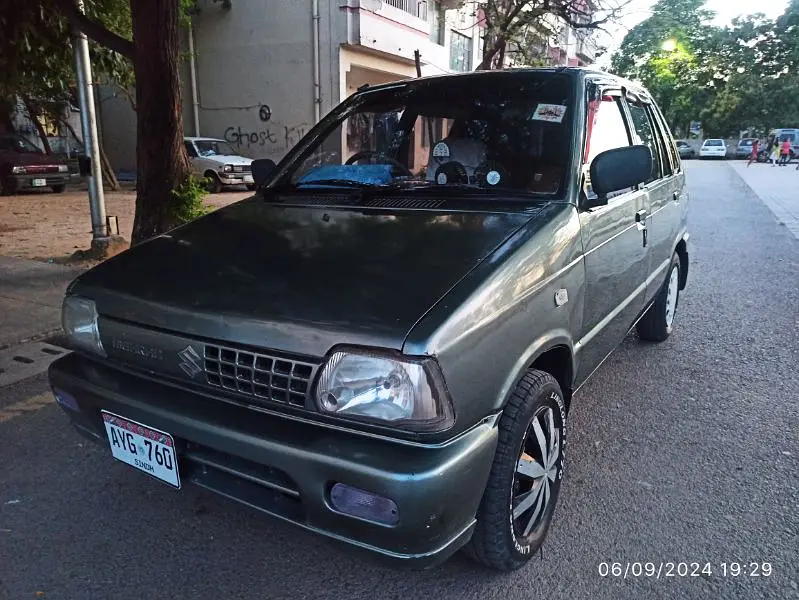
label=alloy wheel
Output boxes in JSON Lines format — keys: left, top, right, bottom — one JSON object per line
{"left": 512, "top": 405, "right": 561, "bottom": 541}
{"left": 665, "top": 266, "right": 679, "bottom": 327}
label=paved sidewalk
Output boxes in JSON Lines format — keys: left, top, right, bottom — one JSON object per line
{"left": 729, "top": 161, "right": 799, "bottom": 240}
{"left": 0, "top": 256, "right": 82, "bottom": 348}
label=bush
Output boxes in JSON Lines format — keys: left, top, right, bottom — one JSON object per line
{"left": 169, "top": 175, "right": 210, "bottom": 224}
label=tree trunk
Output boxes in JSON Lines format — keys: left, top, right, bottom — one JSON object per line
{"left": 22, "top": 96, "right": 53, "bottom": 154}
{"left": 129, "top": 0, "right": 190, "bottom": 245}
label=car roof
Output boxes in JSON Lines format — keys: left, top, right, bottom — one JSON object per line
{"left": 350, "top": 66, "right": 654, "bottom": 102}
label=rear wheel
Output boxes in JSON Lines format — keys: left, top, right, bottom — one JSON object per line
{"left": 637, "top": 252, "right": 681, "bottom": 342}
{"left": 465, "top": 369, "right": 566, "bottom": 571}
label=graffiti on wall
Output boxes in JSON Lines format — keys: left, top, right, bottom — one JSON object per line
{"left": 224, "top": 123, "right": 308, "bottom": 151}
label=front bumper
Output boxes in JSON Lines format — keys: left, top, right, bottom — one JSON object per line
{"left": 6, "top": 173, "right": 68, "bottom": 190}
{"left": 48, "top": 353, "right": 498, "bottom": 568}
{"left": 219, "top": 173, "right": 254, "bottom": 186}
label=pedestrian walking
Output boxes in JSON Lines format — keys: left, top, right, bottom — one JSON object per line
{"left": 747, "top": 138, "right": 760, "bottom": 166}
{"left": 779, "top": 138, "right": 792, "bottom": 166}
{"left": 770, "top": 141, "right": 781, "bottom": 166}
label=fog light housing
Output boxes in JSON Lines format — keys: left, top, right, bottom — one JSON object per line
{"left": 329, "top": 483, "right": 399, "bottom": 526}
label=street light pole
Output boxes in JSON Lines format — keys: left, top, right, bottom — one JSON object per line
{"left": 72, "top": 0, "right": 108, "bottom": 248}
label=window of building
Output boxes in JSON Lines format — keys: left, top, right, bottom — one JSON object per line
{"left": 450, "top": 31, "right": 473, "bottom": 72}
{"left": 426, "top": 1, "right": 445, "bottom": 44}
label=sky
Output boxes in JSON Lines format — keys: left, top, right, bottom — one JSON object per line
{"left": 595, "top": 0, "right": 790, "bottom": 66}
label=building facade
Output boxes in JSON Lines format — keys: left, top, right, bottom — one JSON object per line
{"left": 100, "top": 0, "right": 484, "bottom": 173}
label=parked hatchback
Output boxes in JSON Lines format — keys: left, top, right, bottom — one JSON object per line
{"left": 51, "top": 68, "right": 689, "bottom": 572}
{"left": 736, "top": 138, "right": 758, "bottom": 159}
{"left": 184, "top": 137, "right": 255, "bottom": 192}
{"left": 0, "top": 133, "right": 70, "bottom": 194}
{"left": 699, "top": 138, "right": 727, "bottom": 159}
{"left": 676, "top": 140, "right": 695, "bottom": 159}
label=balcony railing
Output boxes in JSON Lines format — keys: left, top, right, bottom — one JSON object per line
{"left": 384, "top": 0, "right": 429, "bottom": 20}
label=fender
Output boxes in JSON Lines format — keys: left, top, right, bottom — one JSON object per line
{"left": 494, "top": 329, "right": 575, "bottom": 412}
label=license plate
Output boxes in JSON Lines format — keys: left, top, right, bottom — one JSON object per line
{"left": 32, "top": 178, "right": 46, "bottom": 187}
{"left": 244, "top": 175, "right": 254, "bottom": 184}
{"left": 102, "top": 411, "right": 180, "bottom": 488}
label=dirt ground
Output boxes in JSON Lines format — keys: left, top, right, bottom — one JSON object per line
{"left": 0, "top": 185, "right": 248, "bottom": 264}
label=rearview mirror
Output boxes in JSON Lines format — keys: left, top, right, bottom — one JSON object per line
{"left": 251, "top": 158, "right": 276, "bottom": 188}
{"left": 589, "top": 145, "right": 652, "bottom": 198}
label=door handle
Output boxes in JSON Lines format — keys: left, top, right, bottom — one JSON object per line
{"left": 635, "top": 209, "right": 648, "bottom": 224}
{"left": 673, "top": 191, "right": 681, "bottom": 202}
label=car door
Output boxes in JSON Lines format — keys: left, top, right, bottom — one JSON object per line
{"left": 575, "top": 91, "right": 651, "bottom": 385}
{"left": 184, "top": 141, "right": 201, "bottom": 177}
{"left": 624, "top": 95, "right": 683, "bottom": 303}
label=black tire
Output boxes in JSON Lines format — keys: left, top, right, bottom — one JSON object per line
{"left": 51, "top": 184, "right": 66, "bottom": 193}
{"left": 246, "top": 184, "right": 257, "bottom": 191}
{"left": 465, "top": 369, "right": 567, "bottom": 571}
{"left": 637, "top": 252, "right": 681, "bottom": 342}
{"left": 205, "top": 171, "right": 222, "bottom": 194}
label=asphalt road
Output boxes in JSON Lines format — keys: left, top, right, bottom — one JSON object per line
{"left": 1, "top": 161, "right": 797, "bottom": 600}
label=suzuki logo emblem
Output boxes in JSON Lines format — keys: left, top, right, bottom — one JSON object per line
{"left": 177, "top": 345, "right": 203, "bottom": 378}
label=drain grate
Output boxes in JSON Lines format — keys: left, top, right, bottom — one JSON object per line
{"left": 0, "top": 342, "right": 68, "bottom": 388}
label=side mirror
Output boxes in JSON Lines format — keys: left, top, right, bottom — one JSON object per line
{"left": 251, "top": 158, "right": 276, "bottom": 188}
{"left": 589, "top": 145, "right": 652, "bottom": 199}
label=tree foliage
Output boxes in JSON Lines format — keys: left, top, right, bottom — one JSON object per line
{"left": 475, "top": 0, "right": 629, "bottom": 69}
{"left": 0, "top": 0, "right": 133, "bottom": 134}
{"left": 611, "top": 0, "right": 799, "bottom": 137}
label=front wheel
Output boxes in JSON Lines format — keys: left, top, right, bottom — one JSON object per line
{"left": 51, "top": 184, "right": 66, "bottom": 193}
{"left": 465, "top": 369, "right": 566, "bottom": 571}
{"left": 637, "top": 253, "right": 681, "bottom": 342}
{"left": 205, "top": 172, "right": 223, "bottom": 194}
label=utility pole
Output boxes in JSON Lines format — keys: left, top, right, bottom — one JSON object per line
{"left": 73, "top": 0, "right": 108, "bottom": 249}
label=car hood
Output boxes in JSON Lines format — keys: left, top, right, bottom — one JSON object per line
{"left": 199, "top": 154, "right": 252, "bottom": 166}
{"left": 0, "top": 151, "right": 66, "bottom": 166}
{"left": 72, "top": 197, "right": 536, "bottom": 357}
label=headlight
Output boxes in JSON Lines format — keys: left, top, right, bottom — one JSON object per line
{"left": 11, "top": 166, "right": 26, "bottom": 174}
{"left": 58, "top": 164, "right": 69, "bottom": 173}
{"left": 62, "top": 296, "right": 106, "bottom": 357}
{"left": 315, "top": 350, "right": 454, "bottom": 432}
{"left": 221, "top": 164, "right": 233, "bottom": 173}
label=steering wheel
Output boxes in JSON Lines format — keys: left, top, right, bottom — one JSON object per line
{"left": 345, "top": 150, "right": 413, "bottom": 177}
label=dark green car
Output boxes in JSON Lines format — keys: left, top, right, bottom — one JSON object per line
{"left": 50, "top": 68, "right": 689, "bottom": 571}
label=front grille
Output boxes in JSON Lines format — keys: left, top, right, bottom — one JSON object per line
{"left": 233, "top": 165, "right": 252, "bottom": 173}
{"left": 25, "top": 165, "right": 61, "bottom": 174}
{"left": 203, "top": 344, "right": 316, "bottom": 408}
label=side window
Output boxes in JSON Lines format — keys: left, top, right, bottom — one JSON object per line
{"left": 650, "top": 106, "right": 680, "bottom": 174}
{"left": 626, "top": 101, "right": 662, "bottom": 182}
{"left": 583, "top": 96, "right": 632, "bottom": 201}
{"left": 184, "top": 142, "right": 197, "bottom": 158}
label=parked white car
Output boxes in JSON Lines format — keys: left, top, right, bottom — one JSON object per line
{"left": 184, "top": 137, "right": 255, "bottom": 192}
{"left": 699, "top": 139, "right": 727, "bottom": 160}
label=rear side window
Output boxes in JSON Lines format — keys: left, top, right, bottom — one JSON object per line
{"left": 626, "top": 101, "right": 662, "bottom": 182}
{"left": 647, "top": 103, "right": 679, "bottom": 175}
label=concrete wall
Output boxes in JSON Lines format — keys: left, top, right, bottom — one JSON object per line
{"left": 96, "top": 86, "right": 137, "bottom": 176}
{"left": 188, "top": 0, "right": 344, "bottom": 161}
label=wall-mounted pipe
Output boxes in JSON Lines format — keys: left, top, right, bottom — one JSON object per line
{"left": 188, "top": 23, "right": 201, "bottom": 136}
{"left": 312, "top": 0, "right": 322, "bottom": 123}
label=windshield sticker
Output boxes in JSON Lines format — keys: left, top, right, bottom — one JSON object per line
{"left": 486, "top": 170, "right": 501, "bottom": 186}
{"left": 532, "top": 104, "right": 567, "bottom": 123}
{"left": 432, "top": 142, "right": 451, "bottom": 161}
{"left": 436, "top": 172, "right": 448, "bottom": 185}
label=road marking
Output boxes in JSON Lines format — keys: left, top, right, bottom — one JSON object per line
{"left": 0, "top": 393, "right": 54, "bottom": 424}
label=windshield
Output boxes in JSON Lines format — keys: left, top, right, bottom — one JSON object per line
{"left": 275, "top": 73, "right": 573, "bottom": 196}
{"left": 0, "top": 135, "right": 41, "bottom": 154}
{"left": 195, "top": 139, "right": 238, "bottom": 157}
